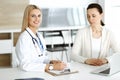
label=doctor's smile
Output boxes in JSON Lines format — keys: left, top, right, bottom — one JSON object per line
{"left": 28, "top": 9, "right": 42, "bottom": 30}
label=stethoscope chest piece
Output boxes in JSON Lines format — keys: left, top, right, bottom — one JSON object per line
{"left": 38, "top": 54, "right": 43, "bottom": 57}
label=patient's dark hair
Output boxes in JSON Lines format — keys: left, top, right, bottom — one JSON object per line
{"left": 87, "top": 3, "right": 105, "bottom": 26}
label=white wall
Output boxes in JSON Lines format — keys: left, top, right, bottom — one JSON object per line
{"left": 29, "top": 0, "right": 97, "bottom": 8}
{"left": 102, "top": 0, "right": 120, "bottom": 44}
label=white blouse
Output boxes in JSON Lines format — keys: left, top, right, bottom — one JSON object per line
{"left": 91, "top": 37, "right": 101, "bottom": 58}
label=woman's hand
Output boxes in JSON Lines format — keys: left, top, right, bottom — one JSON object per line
{"left": 45, "top": 60, "right": 67, "bottom": 71}
{"left": 85, "top": 58, "right": 108, "bottom": 66}
{"left": 53, "top": 62, "right": 67, "bottom": 70}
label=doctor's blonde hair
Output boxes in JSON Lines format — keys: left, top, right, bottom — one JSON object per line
{"left": 21, "top": 4, "right": 41, "bottom": 32}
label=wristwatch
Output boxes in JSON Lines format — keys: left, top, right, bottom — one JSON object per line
{"left": 49, "top": 64, "right": 53, "bottom": 70}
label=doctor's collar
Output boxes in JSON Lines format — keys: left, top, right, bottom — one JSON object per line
{"left": 26, "top": 27, "right": 38, "bottom": 39}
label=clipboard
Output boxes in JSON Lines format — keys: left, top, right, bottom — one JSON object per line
{"left": 46, "top": 69, "right": 79, "bottom": 76}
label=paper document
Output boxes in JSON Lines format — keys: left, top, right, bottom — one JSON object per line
{"left": 46, "top": 68, "right": 79, "bottom": 76}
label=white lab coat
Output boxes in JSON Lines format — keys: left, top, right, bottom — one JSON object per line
{"left": 16, "top": 27, "right": 50, "bottom": 72}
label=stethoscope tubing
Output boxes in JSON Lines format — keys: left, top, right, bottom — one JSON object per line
{"left": 26, "top": 29, "right": 44, "bottom": 57}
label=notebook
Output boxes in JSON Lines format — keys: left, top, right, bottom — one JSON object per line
{"left": 91, "top": 53, "right": 120, "bottom": 76}
{"left": 15, "top": 78, "right": 44, "bottom": 80}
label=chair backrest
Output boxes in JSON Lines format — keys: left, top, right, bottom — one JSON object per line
{"left": 43, "top": 30, "right": 66, "bottom": 49}
{"left": 45, "top": 31, "right": 63, "bottom": 37}
{"left": 71, "top": 30, "right": 78, "bottom": 46}
{"left": 44, "top": 30, "right": 65, "bottom": 44}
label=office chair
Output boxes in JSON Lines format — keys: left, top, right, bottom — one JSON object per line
{"left": 43, "top": 30, "right": 69, "bottom": 62}
{"left": 71, "top": 30, "right": 78, "bottom": 46}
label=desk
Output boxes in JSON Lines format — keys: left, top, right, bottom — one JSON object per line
{"left": 0, "top": 62, "right": 120, "bottom": 80}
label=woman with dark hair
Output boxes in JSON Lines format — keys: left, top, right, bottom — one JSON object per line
{"left": 71, "top": 3, "right": 120, "bottom": 66}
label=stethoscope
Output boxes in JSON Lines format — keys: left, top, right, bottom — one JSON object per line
{"left": 26, "top": 29, "right": 44, "bottom": 57}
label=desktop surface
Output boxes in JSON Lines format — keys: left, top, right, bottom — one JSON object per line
{"left": 0, "top": 62, "right": 120, "bottom": 80}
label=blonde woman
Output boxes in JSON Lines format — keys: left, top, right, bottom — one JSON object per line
{"left": 16, "top": 5, "right": 66, "bottom": 71}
